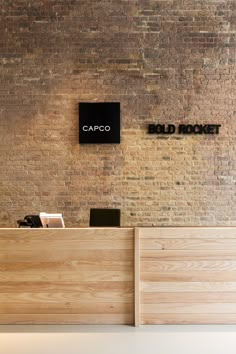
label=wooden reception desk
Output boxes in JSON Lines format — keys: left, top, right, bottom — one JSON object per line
{"left": 1, "top": 227, "right": 236, "bottom": 325}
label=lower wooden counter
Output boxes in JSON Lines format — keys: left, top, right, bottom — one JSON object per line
{"left": 2, "top": 227, "right": 236, "bottom": 325}
{"left": 135, "top": 227, "right": 236, "bottom": 325}
{"left": 0, "top": 228, "right": 134, "bottom": 324}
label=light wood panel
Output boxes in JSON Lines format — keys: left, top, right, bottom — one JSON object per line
{"left": 134, "top": 227, "right": 140, "bottom": 327}
{"left": 141, "top": 281, "right": 236, "bottom": 292}
{"left": 142, "top": 292, "right": 236, "bottom": 303}
{"left": 0, "top": 314, "right": 133, "bottom": 325}
{"left": 3, "top": 227, "right": 236, "bottom": 325}
{"left": 143, "top": 303, "right": 236, "bottom": 313}
{"left": 138, "top": 227, "right": 236, "bottom": 325}
{"left": 142, "top": 250, "right": 236, "bottom": 261}
{"left": 142, "top": 271, "right": 236, "bottom": 282}
{"left": 0, "top": 228, "right": 134, "bottom": 324}
{"left": 0, "top": 249, "right": 133, "bottom": 262}
{"left": 140, "top": 313, "right": 236, "bottom": 325}
{"left": 141, "top": 238, "right": 236, "bottom": 250}
{"left": 0, "top": 302, "right": 133, "bottom": 314}
{"left": 139, "top": 227, "right": 236, "bottom": 239}
{"left": 142, "top": 260, "right": 236, "bottom": 272}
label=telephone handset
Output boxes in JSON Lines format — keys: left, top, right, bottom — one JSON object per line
{"left": 17, "top": 215, "right": 42, "bottom": 228}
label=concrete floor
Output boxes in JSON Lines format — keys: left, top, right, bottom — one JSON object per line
{"left": 1, "top": 325, "right": 236, "bottom": 354}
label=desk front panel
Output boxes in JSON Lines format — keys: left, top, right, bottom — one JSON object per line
{"left": 137, "top": 227, "right": 236, "bottom": 325}
{"left": 0, "top": 228, "right": 134, "bottom": 324}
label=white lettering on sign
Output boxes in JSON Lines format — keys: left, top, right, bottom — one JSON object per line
{"left": 82, "top": 125, "right": 111, "bottom": 132}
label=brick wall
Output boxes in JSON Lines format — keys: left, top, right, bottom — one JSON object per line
{"left": 0, "top": 0, "right": 235, "bottom": 227}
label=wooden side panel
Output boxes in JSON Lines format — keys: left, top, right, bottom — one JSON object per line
{"left": 0, "top": 228, "right": 134, "bottom": 324}
{"left": 139, "top": 227, "right": 236, "bottom": 325}
{"left": 134, "top": 227, "right": 140, "bottom": 326}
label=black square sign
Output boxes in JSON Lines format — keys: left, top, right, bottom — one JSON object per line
{"left": 79, "top": 102, "right": 120, "bottom": 144}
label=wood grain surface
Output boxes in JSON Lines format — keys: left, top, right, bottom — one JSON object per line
{"left": 0, "top": 228, "right": 134, "bottom": 324}
{"left": 3, "top": 227, "right": 236, "bottom": 325}
{"left": 138, "top": 227, "right": 236, "bottom": 325}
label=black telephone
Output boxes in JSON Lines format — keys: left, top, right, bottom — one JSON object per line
{"left": 17, "top": 215, "right": 42, "bottom": 228}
